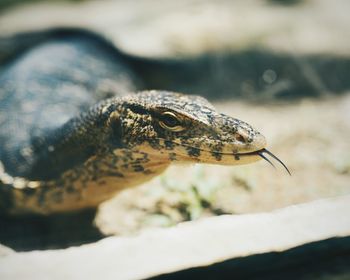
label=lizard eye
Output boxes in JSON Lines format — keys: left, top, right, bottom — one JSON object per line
{"left": 159, "top": 112, "right": 184, "bottom": 132}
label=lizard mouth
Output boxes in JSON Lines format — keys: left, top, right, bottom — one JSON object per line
{"left": 181, "top": 144, "right": 290, "bottom": 175}
{"left": 237, "top": 148, "right": 291, "bottom": 175}
{"left": 147, "top": 139, "right": 290, "bottom": 175}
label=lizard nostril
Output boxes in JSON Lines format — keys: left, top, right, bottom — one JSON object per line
{"left": 235, "top": 134, "right": 247, "bottom": 143}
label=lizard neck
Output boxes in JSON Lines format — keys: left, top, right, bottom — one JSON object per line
{"left": 7, "top": 147, "right": 170, "bottom": 215}
{"left": 18, "top": 99, "right": 121, "bottom": 181}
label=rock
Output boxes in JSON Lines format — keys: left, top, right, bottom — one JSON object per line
{"left": 0, "top": 245, "right": 13, "bottom": 257}
{"left": 0, "top": 195, "right": 349, "bottom": 280}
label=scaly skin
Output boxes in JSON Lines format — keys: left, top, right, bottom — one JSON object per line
{"left": 0, "top": 90, "right": 266, "bottom": 215}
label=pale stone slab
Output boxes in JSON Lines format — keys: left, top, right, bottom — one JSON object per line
{"left": 0, "top": 195, "right": 349, "bottom": 280}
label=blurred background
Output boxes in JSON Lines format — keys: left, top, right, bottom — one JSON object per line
{"left": 0, "top": 0, "right": 349, "bottom": 237}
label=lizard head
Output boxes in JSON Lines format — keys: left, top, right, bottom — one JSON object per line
{"left": 108, "top": 91, "right": 288, "bottom": 172}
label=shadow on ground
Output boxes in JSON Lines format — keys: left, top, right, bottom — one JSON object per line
{"left": 149, "top": 236, "right": 350, "bottom": 280}
{"left": 1, "top": 29, "right": 350, "bottom": 102}
{"left": 130, "top": 49, "right": 350, "bottom": 101}
{"left": 0, "top": 210, "right": 104, "bottom": 251}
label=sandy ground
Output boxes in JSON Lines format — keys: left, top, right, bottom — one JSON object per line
{"left": 1, "top": 0, "right": 350, "bottom": 57}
